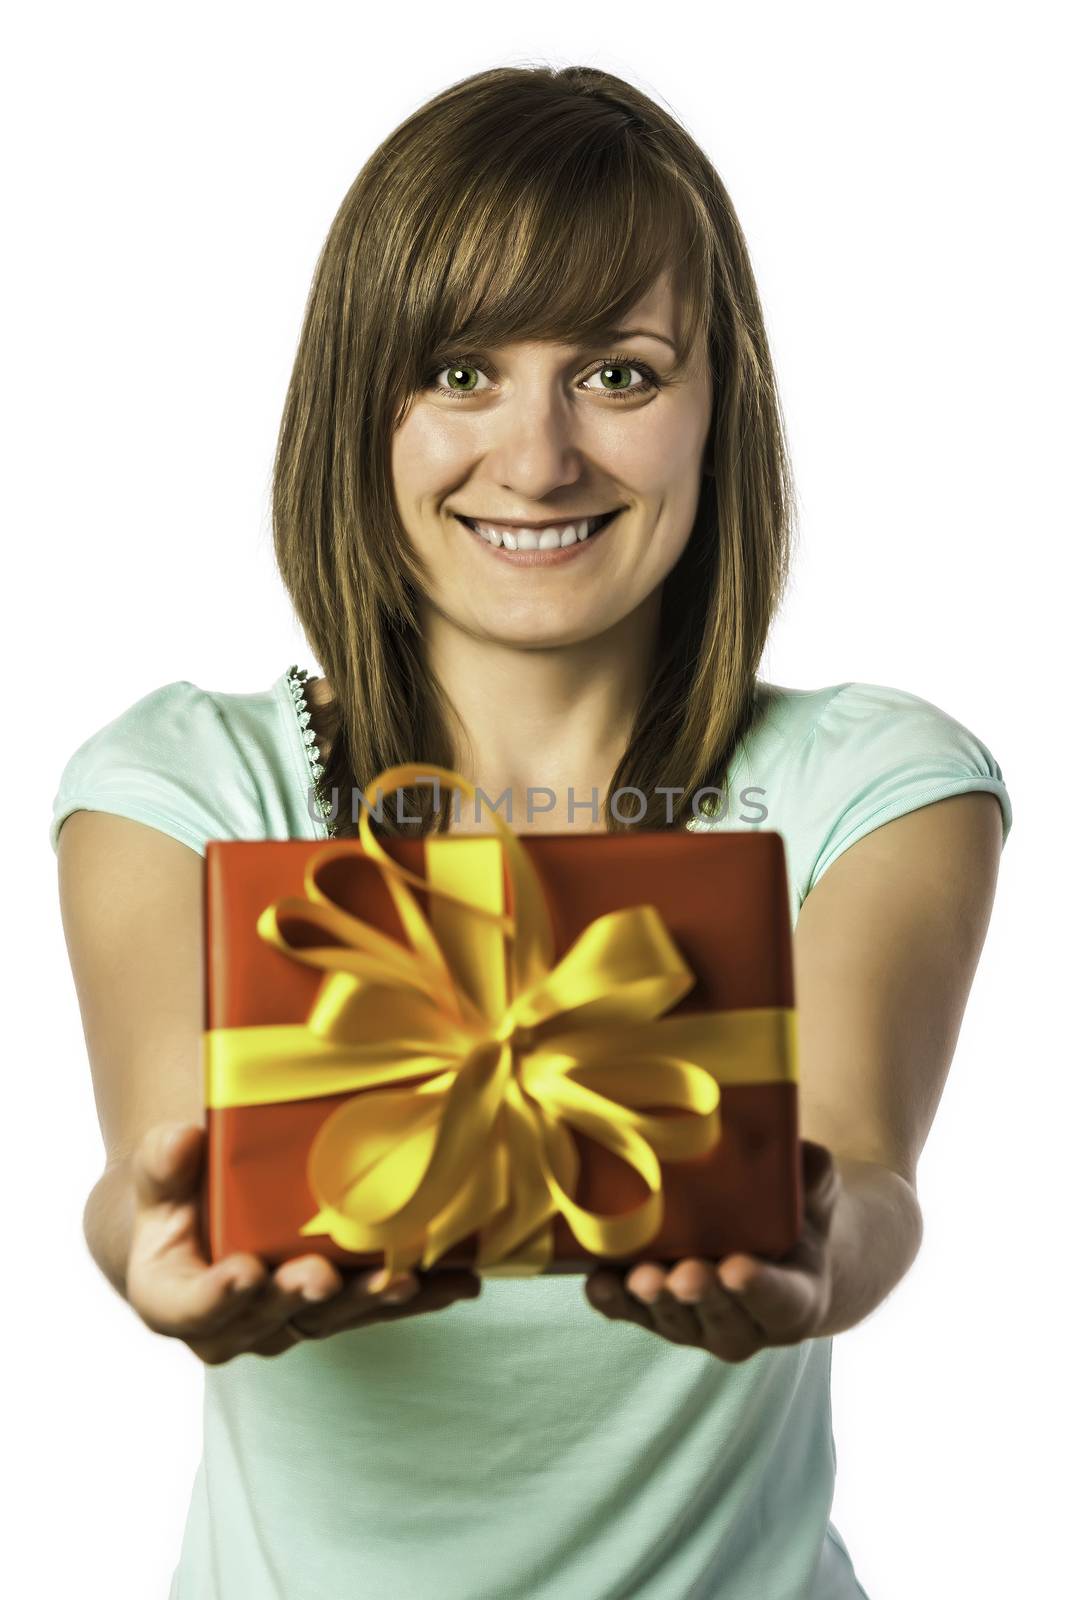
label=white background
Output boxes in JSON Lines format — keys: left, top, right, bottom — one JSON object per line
{"left": 7, "top": 3, "right": 1063, "bottom": 1596}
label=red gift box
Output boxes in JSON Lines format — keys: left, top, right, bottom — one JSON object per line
{"left": 201, "top": 765, "right": 802, "bottom": 1278}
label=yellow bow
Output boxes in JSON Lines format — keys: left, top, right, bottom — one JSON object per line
{"left": 204, "top": 763, "right": 796, "bottom": 1280}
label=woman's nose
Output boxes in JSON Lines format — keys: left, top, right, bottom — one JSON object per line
{"left": 481, "top": 393, "right": 584, "bottom": 498}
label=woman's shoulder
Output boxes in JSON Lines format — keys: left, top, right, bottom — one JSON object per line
{"left": 49, "top": 666, "right": 306, "bottom": 857}
{"left": 750, "top": 677, "right": 1004, "bottom": 761}
{"left": 54, "top": 669, "right": 296, "bottom": 763}
{"left": 743, "top": 677, "right": 1012, "bottom": 900}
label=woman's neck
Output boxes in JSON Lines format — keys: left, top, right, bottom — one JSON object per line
{"left": 305, "top": 596, "right": 660, "bottom": 833}
{"left": 420, "top": 599, "right": 659, "bottom": 833}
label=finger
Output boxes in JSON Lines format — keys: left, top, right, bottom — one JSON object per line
{"left": 131, "top": 1123, "right": 205, "bottom": 1209}
{"left": 130, "top": 1219, "right": 338, "bottom": 1338}
{"left": 689, "top": 1273, "right": 766, "bottom": 1362}
{"left": 216, "top": 1255, "right": 360, "bottom": 1344}
{"left": 285, "top": 1269, "right": 412, "bottom": 1338}
{"left": 197, "top": 1265, "right": 480, "bottom": 1361}
{"left": 625, "top": 1264, "right": 667, "bottom": 1302}
{"left": 656, "top": 1257, "right": 768, "bottom": 1359}
{"left": 286, "top": 1267, "right": 480, "bottom": 1341}
{"left": 243, "top": 1324, "right": 305, "bottom": 1359}
{"left": 620, "top": 1262, "right": 708, "bottom": 1344}
{"left": 182, "top": 1283, "right": 308, "bottom": 1361}
{"left": 272, "top": 1253, "right": 347, "bottom": 1303}
{"left": 135, "top": 1247, "right": 295, "bottom": 1339}
{"left": 621, "top": 1262, "right": 737, "bottom": 1353}
{"left": 190, "top": 1261, "right": 477, "bottom": 1358}
{"left": 665, "top": 1258, "right": 718, "bottom": 1302}
{"left": 716, "top": 1255, "right": 823, "bottom": 1342}
{"left": 182, "top": 1270, "right": 336, "bottom": 1358}
{"left": 584, "top": 1272, "right": 655, "bottom": 1331}
{"left": 289, "top": 1267, "right": 476, "bottom": 1344}
{"left": 639, "top": 1287, "right": 703, "bottom": 1346}
{"left": 131, "top": 1251, "right": 262, "bottom": 1339}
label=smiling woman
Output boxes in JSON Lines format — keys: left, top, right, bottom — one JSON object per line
{"left": 272, "top": 68, "right": 789, "bottom": 839}
{"left": 51, "top": 59, "right": 1011, "bottom": 1600}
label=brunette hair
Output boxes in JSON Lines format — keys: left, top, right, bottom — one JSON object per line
{"left": 272, "top": 63, "right": 796, "bottom": 835}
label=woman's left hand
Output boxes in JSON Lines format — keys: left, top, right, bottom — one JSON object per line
{"left": 583, "top": 1139, "right": 841, "bottom": 1362}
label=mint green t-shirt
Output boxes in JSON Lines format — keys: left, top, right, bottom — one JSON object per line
{"left": 50, "top": 665, "right": 1013, "bottom": 1600}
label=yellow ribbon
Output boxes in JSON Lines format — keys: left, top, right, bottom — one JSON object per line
{"left": 204, "top": 764, "right": 797, "bottom": 1280}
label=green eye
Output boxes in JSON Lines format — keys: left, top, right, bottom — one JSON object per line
{"left": 423, "top": 352, "right": 661, "bottom": 402}
{"left": 591, "top": 364, "right": 634, "bottom": 393}
{"left": 440, "top": 364, "right": 481, "bottom": 393}
{"left": 584, "top": 357, "right": 661, "bottom": 398}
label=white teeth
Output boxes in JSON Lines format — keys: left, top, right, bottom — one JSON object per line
{"left": 466, "top": 512, "right": 611, "bottom": 550}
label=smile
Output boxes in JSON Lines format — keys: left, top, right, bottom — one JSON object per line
{"left": 455, "top": 510, "right": 621, "bottom": 556}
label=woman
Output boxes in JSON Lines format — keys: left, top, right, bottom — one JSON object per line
{"left": 52, "top": 64, "right": 1011, "bottom": 1600}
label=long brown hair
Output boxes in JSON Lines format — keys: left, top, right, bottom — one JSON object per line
{"left": 272, "top": 64, "right": 796, "bottom": 836}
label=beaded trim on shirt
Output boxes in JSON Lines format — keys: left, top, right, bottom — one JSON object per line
{"left": 285, "top": 664, "right": 337, "bottom": 836}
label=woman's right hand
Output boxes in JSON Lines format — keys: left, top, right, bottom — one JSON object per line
{"left": 125, "top": 1122, "right": 483, "bottom": 1365}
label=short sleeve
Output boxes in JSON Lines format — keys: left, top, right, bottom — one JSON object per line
{"left": 49, "top": 681, "right": 268, "bottom": 857}
{"left": 797, "top": 681, "right": 1013, "bottom": 899}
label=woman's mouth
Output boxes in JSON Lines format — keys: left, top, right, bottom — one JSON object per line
{"left": 454, "top": 509, "right": 621, "bottom": 565}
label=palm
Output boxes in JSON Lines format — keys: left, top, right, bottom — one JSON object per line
{"left": 584, "top": 1139, "right": 841, "bottom": 1360}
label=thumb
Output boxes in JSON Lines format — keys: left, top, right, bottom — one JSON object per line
{"left": 132, "top": 1122, "right": 205, "bottom": 1209}
{"left": 800, "top": 1139, "right": 840, "bottom": 1221}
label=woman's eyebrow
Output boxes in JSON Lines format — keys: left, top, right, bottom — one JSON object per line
{"left": 432, "top": 329, "right": 679, "bottom": 358}
{"left": 607, "top": 327, "right": 678, "bottom": 354}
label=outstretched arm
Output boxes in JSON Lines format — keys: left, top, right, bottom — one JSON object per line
{"left": 586, "top": 790, "right": 1005, "bottom": 1356}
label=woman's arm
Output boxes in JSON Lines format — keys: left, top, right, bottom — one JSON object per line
{"left": 794, "top": 788, "right": 1004, "bottom": 1335}
{"left": 58, "top": 809, "right": 206, "bottom": 1291}
{"left": 808, "top": 1156, "right": 922, "bottom": 1338}
{"left": 58, "top": 809, "right": 480, "bottom": 1359}
{"left": 83, "top": 1157, "right": 139, "bottom": 1299}
{"left": 793, "top": 789, "right": 1004, "bottom": 1189}
{"left": 586, "top": 790, "right": 1005, "bottom": 1353}
{"left": 57, "top": 812, "right": 326, "bottom": 1346}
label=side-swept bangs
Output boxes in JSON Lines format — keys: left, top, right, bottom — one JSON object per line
{"left": 379, "top": 108, "right": 711, "bottom": 414}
